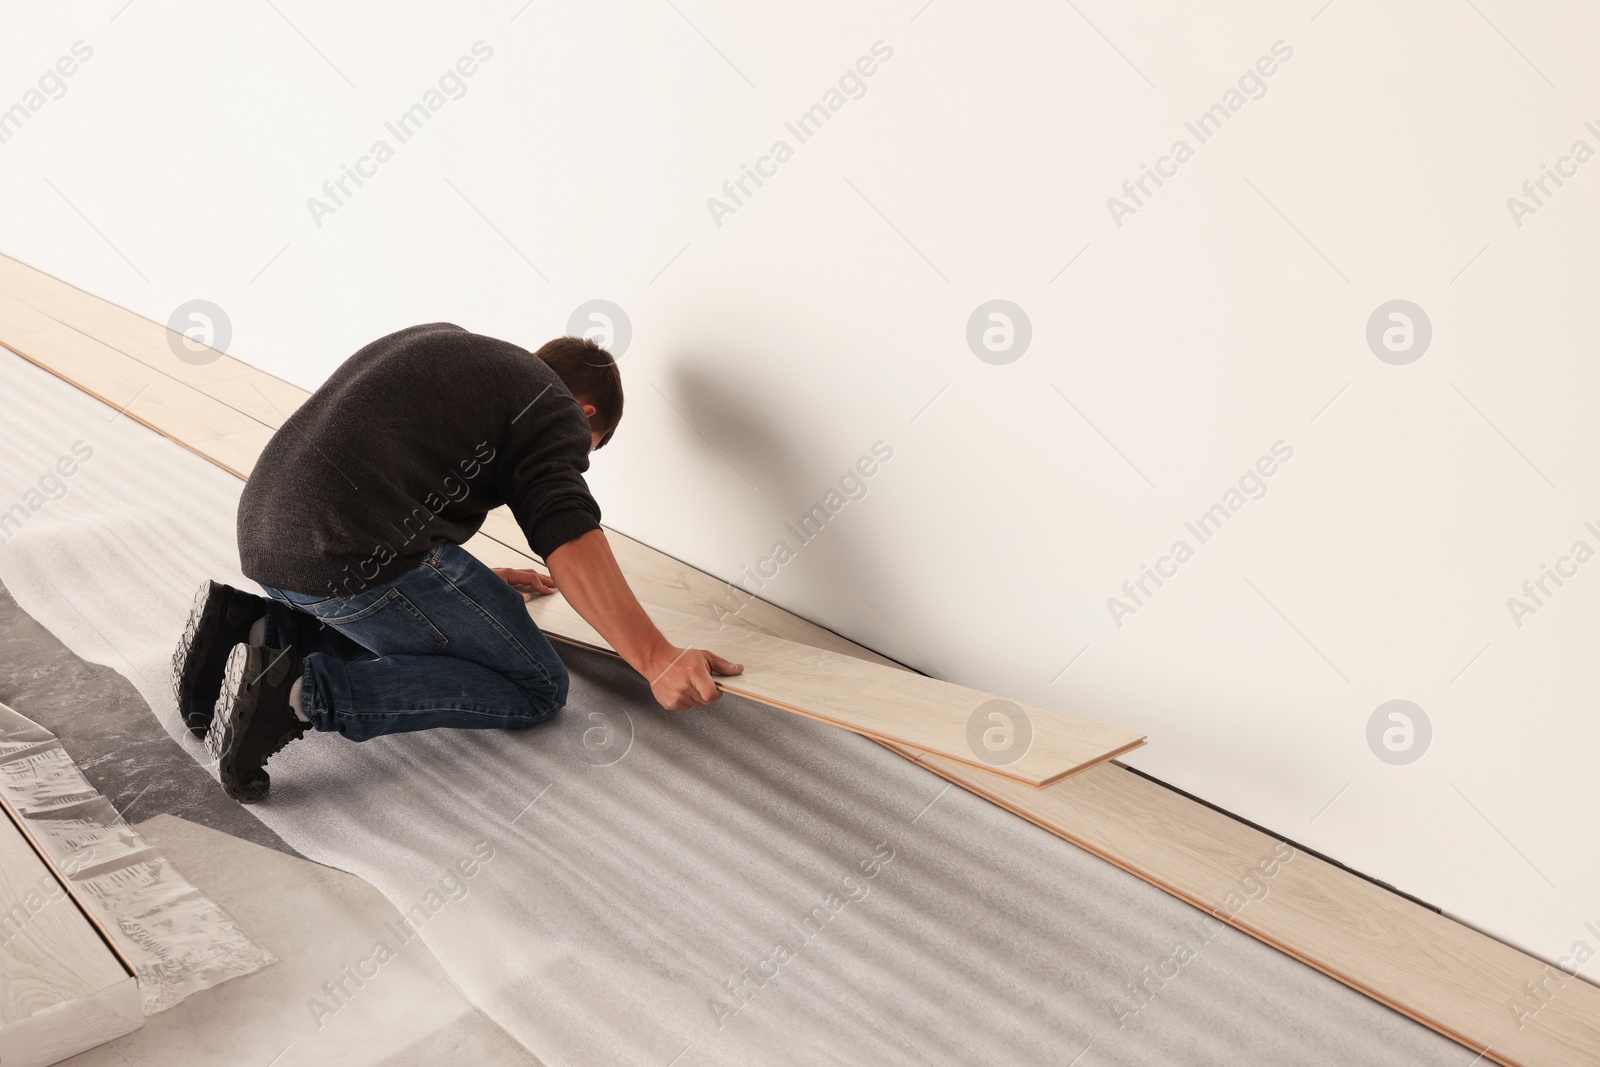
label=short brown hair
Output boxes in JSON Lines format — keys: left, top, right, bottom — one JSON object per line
{"left": 533, "top": 336, "right": 624, "bottom": 448}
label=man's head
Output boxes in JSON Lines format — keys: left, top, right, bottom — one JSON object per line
{"left": 533, "top": 336, "right": 623, "bottom": 450}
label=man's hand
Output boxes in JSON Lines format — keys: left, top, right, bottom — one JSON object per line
{"left": 545, "top": 529, "right": 744, "bottom": 710}
{"left": 493, "top": 567, "right": 557, "bottom": 602}
{"left": 643, "top": 646, "right": 745, "bottom": 710}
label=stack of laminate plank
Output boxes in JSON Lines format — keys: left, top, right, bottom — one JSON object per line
{"left": 0, "top": 802, "right": 140, "bottom": 1066}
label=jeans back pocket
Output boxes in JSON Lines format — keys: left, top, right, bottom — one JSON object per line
{"left": 319, "top": 588, "right": 449, "bottom": 655}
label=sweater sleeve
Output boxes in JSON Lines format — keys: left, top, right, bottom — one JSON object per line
{"left": 498, "top": 377, "right": 602, "bottom": 560}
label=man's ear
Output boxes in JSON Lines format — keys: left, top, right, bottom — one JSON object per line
{"left": 580, "top": 402, "right": 597, "bottom": 419}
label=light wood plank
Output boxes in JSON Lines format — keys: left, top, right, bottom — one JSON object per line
{"left": 0, "top": 983, "right": 143, "bottom": 1067}
{"left": 524, "top": 592, "right": 1144, "bottom": 788}
{"left": 0, "top": 254, "right": 255, "bottom": 389}
{"left": 459, "top": 531, "right": 535, "bottom": 569}
{"left": 0, "top": 255, "right": 309, "bottom": 427}
{"left": 0, "top": 292, "right": 59, "bottom": 338}
{"left": 198, "top": 371, "right": 308, "bottom": 429}
{"left": 1, "top": 329, "right": 262, "bottom": 446}
{"left": 185, "top": 425, "right": 278, "bottom": 481}
{"left": 0, "top": 808, "right": 129, "bottom": 1029}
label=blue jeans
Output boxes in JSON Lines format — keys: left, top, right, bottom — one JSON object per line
{"left": 259, "top": 543, "right": 570, "bottom": 742}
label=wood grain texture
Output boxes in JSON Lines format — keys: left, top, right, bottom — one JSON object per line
{"left": 0, "top": 292, "right": 60, "bottom": 337}
{"left": 0, "top": 981, "right": 143, "bottom": 1067}
{"left": 0, "top": 807, "right": 130, "bottom": 1029}
{"left": 4, "top": 251, "right": 1591, "bottom": 1065}
{"left": 0, "top": 327, "right": 265, "bottom": 455}
{"left": 185, "top": 425, "right": 279, "bottom": 481}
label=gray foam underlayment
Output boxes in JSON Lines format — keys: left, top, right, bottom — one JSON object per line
{"left": 0, "top": 349, "right": 1472, "bottom": 1067}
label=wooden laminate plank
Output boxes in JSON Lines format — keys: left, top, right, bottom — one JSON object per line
{"left": 458, "top": 531, "right": 536, "bottom": 570}
{"left": 0, "top": 254, "right": 309, "bottom": 435}
{"left": 524, "top": 592, "right": 1144, "bottom": 788}
{"left": 0, "top": 807, "right": 129, "bottom": 1029}
{"left": 197, "top": 371, "right": 308, "bottom": 429}
{"left": 0, "top": 292, "right": 60, "bottom": 337}
{"left": 185, "top": 425, "right": 279, "bottom": 481}
{"left": 0, "top": 321, "right": 281, "bottom": 482}
{"left": 1, "top": 330, "right": 263, "bottom": 448}
{"left": 0, "top": 254, "right": 258, "bottom": 390}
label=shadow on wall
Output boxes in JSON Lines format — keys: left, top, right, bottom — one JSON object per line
{"left": 666, "top": 360, "right": 902, "bottom": 663}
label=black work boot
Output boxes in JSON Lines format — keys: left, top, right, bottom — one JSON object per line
{"left": 173, "top": 580, "right": 269, "bottom": 737}
{"left": 209, "top": 644, "right": 310, "bottom": 803}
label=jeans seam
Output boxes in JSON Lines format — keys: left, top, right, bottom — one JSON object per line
{"left": 267, "top": 587, "right": 337, "bottom": 611}
{"left": 315, "top": 587, "right": 402, "bottom": 626}
{"left": 386, "top": 591, "right": 449, "bottom": 652}
{"left": 426, "top": 553, "right": 556, "bottom": 694}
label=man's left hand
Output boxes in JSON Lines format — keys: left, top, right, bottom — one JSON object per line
{"left": 493, "top": 567, "right": 558, "bottom": 601}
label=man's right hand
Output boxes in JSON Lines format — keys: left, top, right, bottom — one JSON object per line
{"left": 644, "top": 645, "right": 745, "bottom": 710}
{"left": 545, "top": 529, "right": 745, "bottom": 710}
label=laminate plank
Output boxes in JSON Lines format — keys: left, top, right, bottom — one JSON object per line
{"left": 0, "top": 255, "right": 254, "bottom": 388}
{"left": 0, "top": 255, "right": 310, "bottom": 431}
{"left": 0, "top": 808, "right": 128, "bottom": 1028}
{"left": 524, "top": 592, "right": 1145, "bottom": 788}
{"left": 1, "top": 328, "right": 261, "bottom": 446}
{"left": 185, "top": 425, "right": 277, "bottom": 481}
{"left": 0, "top": 292, "right": 59, "bottom": 337}
{"left": 198, "top": 372, "right": 308, "bottom": 429}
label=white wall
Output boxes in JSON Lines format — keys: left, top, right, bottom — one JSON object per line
{"left": 3, "top": 0, "right": 1597, "bottom": 979}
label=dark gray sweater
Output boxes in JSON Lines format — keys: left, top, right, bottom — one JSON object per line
{"left": 237, "top": 323, "right": 600, "bottom": 597}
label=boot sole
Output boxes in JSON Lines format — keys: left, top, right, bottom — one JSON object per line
{"left": 210, "top": 645, "right": 266, "bottom": 802}
{"left": 173, "top": 581, "right": 241, "bottom": 738}
{"left": 210, "top": 646, "right": 305, "bottom": 804}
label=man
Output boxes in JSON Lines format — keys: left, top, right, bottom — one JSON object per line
{"left": 172, "top": 322, "right": 742, "bottom": 802}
